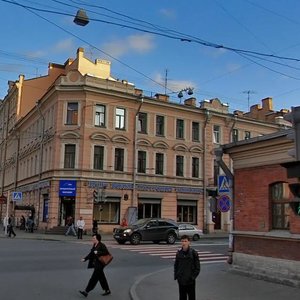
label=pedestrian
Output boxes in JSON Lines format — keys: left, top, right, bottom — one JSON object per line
{"left": 174, "top": 234, "right": 200, "bottom": 300}
{"left": 65, "top": 216, "right": 76, "bottom": 236}
{"left": 76, "top": 216, "right": 85, "bottom": 239}
{"left": 79, "top": 233, "right": 111, "bottom": 297}
{"left": 92, "top": 219, "right": 98, "bottom": 234}
{"left": 7, "top": 215, "right": 16, "bottom": 238}
{"left": 20, "top": 215, "right": 26, "bottom": 230}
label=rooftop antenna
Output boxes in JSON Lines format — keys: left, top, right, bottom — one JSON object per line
{"left": 242, "top": 90, "right": 256, "bottom": 111}
{"left": 164, "top": 69, "right": 168, "bottom": 95}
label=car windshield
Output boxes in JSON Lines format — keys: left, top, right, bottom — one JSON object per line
{"left": 132, "top": 218, "right": 150, "bottom": 226}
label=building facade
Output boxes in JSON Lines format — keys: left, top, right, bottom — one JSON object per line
{"left": 219, "top": 129, "right": 300, "bottom": 287}
{"left": 0, "top": 48, "right": 289, "bottom": 233}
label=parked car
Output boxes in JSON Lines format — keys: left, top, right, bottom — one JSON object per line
{"left": 113, "top": 218, "right": 179, "bottom": 245}
{"left": 178, "top": 224, "right": 203, "bottom": 241}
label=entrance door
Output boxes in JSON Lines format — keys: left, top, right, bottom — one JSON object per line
{"left": 212, "top": 211, "right": 221, "bottom": 230}
{"left": 59, "top": 197, "right": 75, "bottom": 225}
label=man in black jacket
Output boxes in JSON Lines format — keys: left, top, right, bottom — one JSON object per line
{"left": 174, "top": 234, "right": 200, "bottom": 300}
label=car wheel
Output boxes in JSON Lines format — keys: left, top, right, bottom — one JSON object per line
{"left": 166, "top": 233, "right": 176, "bottom": 244}
{"left": 117, "top": 240, "right": 126, "bottom": 244}
{"left": 152, "top": 240, "right": 160, "bottom": 244}
{"left": 192, "top": 234, "right": 200, "bottom": 241}
{"left": 130, "top": 233, "right": 141, "bottom": 245}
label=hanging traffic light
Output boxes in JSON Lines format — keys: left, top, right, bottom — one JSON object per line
{"left": 288, "top": 183, "right": 300, "bottom": 216}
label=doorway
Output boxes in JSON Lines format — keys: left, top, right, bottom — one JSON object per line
{"left": 59, "top": 197, "right": 75, "bottom": 225}
{"left": 212, "top": 211, "right": 221, "bottom": 230}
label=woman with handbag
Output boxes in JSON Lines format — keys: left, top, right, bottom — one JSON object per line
{"left": 79, "top": 233, "right": 111, "bottom": 297}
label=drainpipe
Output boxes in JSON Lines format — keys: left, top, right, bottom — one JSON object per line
{"left": 203, "top": 110, "right": 211, "bottom": 233}
{"left": 36, "top": 100, "right": 45, "bottom": 228}
{"left": 131, "top": 96, "right": 143, "bottom": 223}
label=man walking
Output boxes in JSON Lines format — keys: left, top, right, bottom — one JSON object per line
{"left": 174, "top": 235, "right": 200, "bottom": 300}
{"left": 76, "top": 216, "right": 85, "bottom": 239}
{"left": 65, "top": 216, "right": 76, "bottom": 236}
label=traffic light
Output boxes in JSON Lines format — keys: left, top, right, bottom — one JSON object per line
{"left": 93, "top": 189, "right": 99, "bottom": 203}
{"left": 288, "top": 183, "right": 300, "bottom": 216}
{"left": 283, "top": 106, "right": 300, "bottom": 160}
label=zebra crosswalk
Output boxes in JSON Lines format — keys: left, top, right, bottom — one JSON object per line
{"left": 109, "top": 243, "right": 228, "bottom": 264}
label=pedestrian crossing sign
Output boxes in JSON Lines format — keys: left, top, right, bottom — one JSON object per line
{"left": 12, "top": 192, "right": 22, "bottom": 201}
{"left": 218, "top": 175, "right": 230, "bottom": 193}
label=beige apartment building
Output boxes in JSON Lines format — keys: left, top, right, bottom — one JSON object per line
{"left": 0, "top": 48, "right": 290, "bottom": 233}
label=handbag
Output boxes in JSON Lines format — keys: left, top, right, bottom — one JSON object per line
{"left": 99, "top": 253, "right": 113, "bottom": 266}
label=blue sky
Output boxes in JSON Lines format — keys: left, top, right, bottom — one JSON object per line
{"left": 1, "top": 0, "right": 300, "bottom": 113}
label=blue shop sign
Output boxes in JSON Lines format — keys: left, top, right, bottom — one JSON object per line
{"left": 59, "top": 180, "right": 77, "bottom": 196}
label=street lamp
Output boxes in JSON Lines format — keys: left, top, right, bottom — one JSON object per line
{"left": 177, "top": 87, "right": 194, "bottom": 101}
{"left": 74, "top": 9, "right": 89, "bottom": 26}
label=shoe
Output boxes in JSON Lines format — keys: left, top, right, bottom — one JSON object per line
{"left": 102, "top": 290, "right": 111, "bottom": 296}
{"left": 79, "top": 290, "right": 88, "bottom": 297}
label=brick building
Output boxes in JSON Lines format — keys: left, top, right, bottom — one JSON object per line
{"left": 0, "top": 47, "right": 289, "bottom": 233}
{"left": 219, "top": 129, "right": 300, "bottom": 287}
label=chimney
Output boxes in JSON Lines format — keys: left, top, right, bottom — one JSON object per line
{"left": 155, "top": 93, "right": 169, "bottom": 102}
{"left": 184, "top": 97, "right": 196, "bottom": 107}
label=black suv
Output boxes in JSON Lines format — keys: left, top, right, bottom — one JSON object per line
{"left": 113, "top": 218, "right": 178, "bottom": 245}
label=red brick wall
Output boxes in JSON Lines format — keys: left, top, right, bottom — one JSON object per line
{"left": 234, "top": 164, "right": 299, "bottom": 232}
{"left": 235, "top": 236, "right": 300, "bottom": 261}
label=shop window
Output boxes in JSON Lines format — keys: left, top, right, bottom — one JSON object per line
{"left": 177, "top": 201, "right": 197, "bottom": 223}
{"left": 94, "top": 199, "right": 120, "bottom": 224}
{"left": 270, "top": 182, "right": 290, "bottom": 230}
{"left": 138, "top": 200, "right": 161, "bottom": 218}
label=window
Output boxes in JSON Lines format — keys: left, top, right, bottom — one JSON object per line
{"left": 177, "top": 201, "right": 197, "bottom": 223}
{"left": 213, "top": 125, "right": 220, "bottom": 144}
{"left": 64, "top": 144, "right": 75, "bottom": 168}
{"left": 192, "top": 157, "right": 199, "bottom": 178}
{"left": 95, "top": 105, "right": 105, "bottom": 127}
{"left": 232, "top": 129, "right": 239, "bottom": 142}
{"left": 176, "top": 119, "right": 184, "bottom": 139}
{"left": 245, "top": 131, "right": 251, "bottom": 140}
{"left": 176, "top": 155, "right": 184, "bottom": 176}
{"left": 114, "top": 148, "right": 124, "bottom": 171}
{"left": 94, "top": 145, "right": 104, "bottom": 170}
{"left": 156, "top": 115, "right": 165, "bottom": 136}
{"left": 138, "top": 200, "right": 161, "bottom": 218}
{"left": 192, "top": 122, "right": 200, "bottom": 141}
{"left": 115, "top": 108, "right": 125, "bottom": 129}
{"left": 137, "top": 151, "right": 146, "bottom": 173}
{"left": 155, "top": 153, "right": 164, "bottom": 175}
{"left": 94, "top": 198, "right": 120, "bottom": 224}
{"left": 271, "top": 182, "right": 290, "bottom": 229}
{"left": 66, "top": 102, "right": 78, "bottom": 125}
{"left": 138, "top": 112, "right": 147, "bottom": 134}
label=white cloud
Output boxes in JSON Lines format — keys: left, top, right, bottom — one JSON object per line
{"left": 153, "top": 72, "right": 196, "bottom": 92}
{"left": 101, "top": 34, "right": 155, "bottom": 58}
{"left": 159, "top": 8, "right": 176, "bottom": 19}
{"left": 52, "top": 38, "right": 75, "bottom": 53}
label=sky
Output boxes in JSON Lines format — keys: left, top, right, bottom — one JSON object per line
{"left": 1, "top": 0, "right": 300, "bottom": 113}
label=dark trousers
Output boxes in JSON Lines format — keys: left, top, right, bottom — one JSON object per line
{"left": 85, "top": 267, "right": 109, "bottom": 293}
{"left": 8, "top": 226, "right": 16, "bottom": 237}
{"left": 178, "top": 281, "right": 195, "bottom": 300}
{"left": 77, "top": 228, "right": 83, "bottom": 239}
